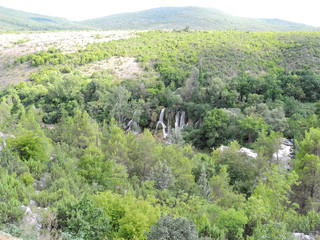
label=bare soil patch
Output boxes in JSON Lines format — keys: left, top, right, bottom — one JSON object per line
{"left": 78, "top": 56, "right": 144, "bottom": 80}
{"left": 0, "top": 31, "right": 139, "bottom": 87}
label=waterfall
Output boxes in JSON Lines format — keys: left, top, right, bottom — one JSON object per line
{"left": 167, "top": 109, "right": 171, "bottom": 134}
{"left": 127, "top": 111, "right": 137, "bottom": 130}
{"left": 175, "top": 112, "right": 180, "bottom": 134}
{"left": 194, "top": 120, "right": 200, "bottom": 129}
{"left": 155, "top": 108, "right": 167, "bottom": 138}
{"left": 127, "top": 120, "right": 133, "bottom": 127}
{"left": 179, "top": 111, "right": 185, "bottom": 128}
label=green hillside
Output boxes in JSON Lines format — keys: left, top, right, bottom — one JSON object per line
{"left": 1, "top": 30, "right": 320, "bottom": 239}
{"left": 0, "top": 6, "right": 90, "bottom": 31}
{"left": 81, "top": 6, "right": 319, "bottom": 31}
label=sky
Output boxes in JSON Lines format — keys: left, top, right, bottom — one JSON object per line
{"left": 0, "top": 0, "right": 319, "bottom": 27}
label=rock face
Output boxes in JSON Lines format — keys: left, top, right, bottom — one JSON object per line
{"left": 219, "top": 145, "right": 258, "bottom": 159}
{"left": 219, "top": 139, "right": 294, "bottom": 169}
{"left": 20, "top": 204, "right": 42, "bottom": 232}
{"left": 19, "top": 200, "right": 47, "bottom": 238}
{"left": 273, "top": 143, "right": 294, "bottom": 170}
{"left": 238, "top": 147, "right": 258, "bottom": 159}
{"left": 293, "top": 233, "right": 315, "bottom": 240}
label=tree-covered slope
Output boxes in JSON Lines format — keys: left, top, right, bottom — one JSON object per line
{"left": 17, "top": 30, "right": 320, "bottom": 79}
{"left": 0, "top": 6, "right": 90, "bottom": 31}
{"left": 1, "top": 30, "right": 320, "bottom": 239}
{"left": 81, "top": 7, "right": 319, "bottom": 31}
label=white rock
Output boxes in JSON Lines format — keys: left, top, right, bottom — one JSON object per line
{"left": 239, "top": 147, "right": 258, "bottom": 159}
{"left": 30, "top": 200, "right": 37, "bottom": 207}
{"left": 293, "top": 233, "right": 315, "bottom": 240}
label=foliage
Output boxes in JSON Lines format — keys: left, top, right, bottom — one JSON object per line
{"left": 2, "top": 29, "right": 320, "bottom": 239}
{"left": 212, "top": 143, "right": 260, "bottom": 196}
{"left": 246, "top": 165, "right": 299, "bottom": 229}
{"left": 0, "top": 167, "right": 28, "bottom": 224}
{"left": 294, "top": 127, "right": 320, "bottom": 213}
{"left": 6, "top": 131, "right": 48, "bottom": 163}
{"left": 147, "top": 213, "right": 199, "bottom": 240}
{"left": 238, "top": 114, "right": 269, "bottom": 144}
{"left": 149, "top": 160, "right": 175, "bottom": 190}
{"left": 57, "top": 196, "right": 111, "bottom": 240}
{"left": 215, "top": 208, "right": 248, "bottom": 240}
{"left": 93, "top": 191, "right": 161, "bottom": 240}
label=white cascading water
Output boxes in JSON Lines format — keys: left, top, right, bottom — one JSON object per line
{"left": 167, "top": 109, "right": 171, "bottom": 134}
{"left": 179, "top": 111, "right": 185, "bottom": 128}
{"left": 127, "top": 111, "right": 137, "bottom": 130}
{"left": 175, "top": 112, "right": 180, "bottom": 134}
{"left": 155, "top": 108, "right": 167, "bottom": 138}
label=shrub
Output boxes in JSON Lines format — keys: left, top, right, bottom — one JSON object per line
{"left": 57, "top": 196, "right": 111, "bottom": 240}
{"left": 147, "top": 213, "right": 199, "bottom": 240}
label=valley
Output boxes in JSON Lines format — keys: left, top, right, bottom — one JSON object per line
{"left": 0, "top": 5, "right": 320, "bottom": 240}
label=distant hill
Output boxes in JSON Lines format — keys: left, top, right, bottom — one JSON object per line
{"left": 0, "top": 6, "right": 90, "bottom": 31}
{"left": 81, "top": 7, "right": 319, "bottom": 31}
{"left": 0, "top": 6, "right": 319, "bottom": 32}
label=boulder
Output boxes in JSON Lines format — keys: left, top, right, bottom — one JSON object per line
{"left": 293, "top": 233, "right": 315, "bottom": 240}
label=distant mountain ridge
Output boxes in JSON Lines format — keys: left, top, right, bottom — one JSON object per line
{"left": 81, "top": 7, "right": 319, "bottom": 31}
{"left": 0, "top": 6, "right": 90, "bottom": 31}
{"left": 0, "top": 6, "right": 319, "bottom": 31}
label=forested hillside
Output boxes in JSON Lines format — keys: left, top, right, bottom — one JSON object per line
{"left": 0, "top": 6, "right": 89, "bottom": 31}
{"left": 1, "top": 30, "right": 320, "bottom": 239}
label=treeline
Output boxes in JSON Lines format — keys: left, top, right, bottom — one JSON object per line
{"left": 1, "top": 30, "right": 320, "bottom": 239}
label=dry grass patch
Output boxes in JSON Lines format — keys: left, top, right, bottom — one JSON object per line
{"left": 77, "top": 56, "right": 145, "bottom": 80}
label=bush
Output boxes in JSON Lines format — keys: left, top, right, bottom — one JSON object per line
{"left": 147, "top": 213, "right": 199, "bottom": 240}
{"left": 57, "top": 196, "right": 111, "bottom": 240}
{"left": 0, "top": 167, "right": 28, "bottom": 224}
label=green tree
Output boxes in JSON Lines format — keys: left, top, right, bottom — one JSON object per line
{"left": 293, "top": 127, "right": 320, "bottom": 212}
{"left": 238, "top": 114, "right": 269, "bottom": 144}
{"left": 103, "top": 85, "right": 131, "bottom": 127}
{"left": 0, "top": 97, "right": 14, "bottom": 132}
{"left": 262, "top": 107, "right": 288, "bottom": 132}
{"left": 197, "top": 164, "right": 212, "bottom": 200}
{"left": 246, "top": 165, "right": 299, "bottom": 229}
{"left": 57, "top": 196, "right": 111, "bottom": 240}
{"left": 0, "top": 146, "right": 27, "bottom": 175}
{"left": 54, "top": 109, "right": 99, "bottom": 149}
{"left": 190, "top": 109, "right": 229, "bottom": 150}
{"left": 147, "top": 213, "right": 199, "bottom": 240}
{"left": 149, "top": 160, "right": 175, "bottom": 190}
{"left": 77, "top": 144, "right": 113, "bottom": 189}
{"left": 215, "top": 208, "right": 248, "bottom": 240}
{"left": 0, "top": 166, "right": 28, "bottom": 224}
{"left": 7, "top": 131, "right": 48, "bottom": 163}
{"left": 213, "top": 142, "right": 260, "bottom": 196}
{"left": 255, "top": 130, "right": 283, "bottom": 168}
{"left": 94, "top": 191, "right": 161, "bottom": 240}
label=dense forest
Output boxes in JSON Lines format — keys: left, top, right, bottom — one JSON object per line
{"left": 1, "top": 30, "right": 320, "bottom": 239}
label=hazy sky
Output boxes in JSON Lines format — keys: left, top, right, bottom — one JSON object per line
{"left": 0, "top": 0, "right": 319, "bottom": 27}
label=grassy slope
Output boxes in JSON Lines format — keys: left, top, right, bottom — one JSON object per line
{"left": 81, "top": 7, "right": 319, "bottom": 31}
{"left": 0, "top": 6, "right": 91, "bottom": 31}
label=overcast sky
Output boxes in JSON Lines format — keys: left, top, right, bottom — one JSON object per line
{"left": 0, "top": 0, "right": 319, "bottom": 27}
